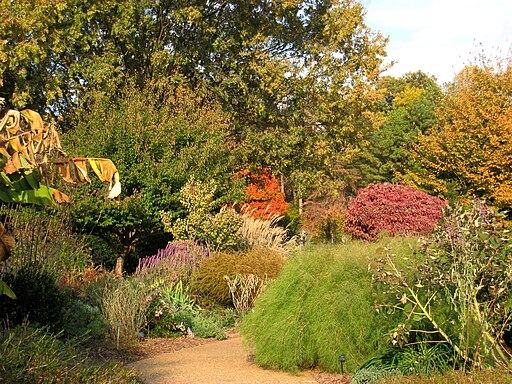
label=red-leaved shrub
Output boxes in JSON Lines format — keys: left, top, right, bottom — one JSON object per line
{"left": 344, "top": 183, "right": 447, "bottom": 241}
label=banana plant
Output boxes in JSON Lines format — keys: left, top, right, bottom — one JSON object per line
{"left": 0, "top": 103, "right": 121, "bottom": 204}
{"left": 0, "top": 280, "right": 15, "bottom": 299}
{"left": 0, "top": 98, "right": 121, "bottom": 296}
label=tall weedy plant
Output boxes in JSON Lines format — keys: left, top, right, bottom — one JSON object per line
{"left": 372, "top": 200, "right": 512, "bottom": 371}
{"left": 1, "top": 204, "right": 91, "bottom": 277}
{"left": 100, "top": 277, "right": 152, "bottom": 347}
{"left": 236, "top": 210, "right": 297, "bottom": 255}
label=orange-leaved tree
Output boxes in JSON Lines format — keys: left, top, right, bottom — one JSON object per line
{"left": 0, "top": 101, "right": 120, "bottom": 205}
{"left": 402, "top": 59, "right": 512, "bottom": 209}
{"left": 237, "top": 167, "right": 288, "bottom": 220}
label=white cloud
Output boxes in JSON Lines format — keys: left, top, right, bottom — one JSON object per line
{"left": 363, "top": 0, "right": 512, "bottom": 83}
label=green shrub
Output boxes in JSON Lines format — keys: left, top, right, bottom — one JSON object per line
{"left": 146, "top": 281, "right": 232, "bottom": 339}
{"left": 191, "top": 311, "right": 228, "bottom": 340}
{"left": 201, "top": 307, "right": 239, "bottom": 329}
{"left": 358, "top": 344, "right": 453, "bottom": 378}
{"left": 0, "top": 324, "right": 139, "bottom": 383}
{"left": 147, "top": 280, "right": 199, "bottom": 337}
{"left": 162, "top": 177, "right": 243, "bottom": 251}
{"left": 82, "top": 234, "right": 120, "bottom": 270}
{"left": 62, "top": 299, "right": 108, "bottom": 340}
{"left": 0, "top": 262, "right": 71, "bottom": 331}
{"left": 192, "top": 248, "right": 285, "bottom": 306}
{"left": 240, "top": 238, "right": 417, "bottom": 373}
{"left": 352, "top": 365, "right": 401, "bottom": 384}
{"left": 190, "top": 307, "right": 240, "bottom": 339}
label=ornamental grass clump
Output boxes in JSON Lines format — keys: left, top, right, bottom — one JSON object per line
{"left": 241, "top": 237, "right": 418, "bottom": 373}
{"left": 236, "top": 210, "right": 297, "bottom": 256}
{"left": 225, "top": 274, "right": 267, "bottom": 314}
{"left": 0, "top": 324, "right": 138, "bottom": 383}
{"left": 192, "top": 248, "right": 285, "bottom": 306}
{"left": 1, "top": 204, "right": 91, "bottom": 278}
{"left": 100, "top": 277, "right": 152, "bottom": 347}
{"left": 345, "top": 183, "right": 447, "bottom": 241}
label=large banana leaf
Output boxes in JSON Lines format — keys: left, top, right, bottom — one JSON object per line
{"left": 0, "top": 107, "right": 121, "bottom": 205}
{"left": 0, "top": 280, "right": 15, "bottom": 299}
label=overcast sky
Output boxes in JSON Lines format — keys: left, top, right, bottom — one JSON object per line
{"left": 362, "top": 0, "right": 512, "bottom": 84}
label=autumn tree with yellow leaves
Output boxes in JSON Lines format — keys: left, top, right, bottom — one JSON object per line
{"left": 402, "top": 58, "right": 512, "bottom": 210}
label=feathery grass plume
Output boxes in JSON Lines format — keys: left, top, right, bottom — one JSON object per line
{"left": 225, "top": 274, "right": 267, "bottom": 314}
{"left": 237, "top": 207, "right": 298, "bottom": 255}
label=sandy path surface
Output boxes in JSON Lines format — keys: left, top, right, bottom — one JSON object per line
{"left": 128, "top": 335, "right": 319, "bottom": 384}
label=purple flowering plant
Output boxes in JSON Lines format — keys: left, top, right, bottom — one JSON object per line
{"left": 135, "top": 239, "right": 211, "bottom": 280}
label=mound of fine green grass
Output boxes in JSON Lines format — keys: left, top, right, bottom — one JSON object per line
{"left": 240, "top": 237, "right": 418, "bottom": 373}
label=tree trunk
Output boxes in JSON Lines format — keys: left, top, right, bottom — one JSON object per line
{"left": 114, "top": 230, "right": 137, "bottom": 276}
{"left": 114, "top": 256, "right": 124, "bottom": 276}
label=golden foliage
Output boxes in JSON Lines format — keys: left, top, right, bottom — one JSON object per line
{"left": 404, "top": 60, "right": 512, "bottom": 208}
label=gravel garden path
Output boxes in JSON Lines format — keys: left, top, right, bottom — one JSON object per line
{"left": 128, "top": 335, "right": 334, "bottom": 384}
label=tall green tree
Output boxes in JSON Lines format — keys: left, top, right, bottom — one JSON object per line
{"left": 352, "top": 71, "right": 442, "bottom": 185}
{"left": 238, "top": 0, "right": 388, "bottom": 201}
{"left": 0, "top": 0, "right": 131, "bottom": 114}
{"left": 64, "top": 80, "right": 242, "bottom": 273}
{"left": 2, "top": 0, "right": 387, "bottom": 199}
{"left": 1, "top": 0, "right": 383, "bottom": 112}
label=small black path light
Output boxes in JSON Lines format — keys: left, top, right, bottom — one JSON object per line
{"left": 338, "top": 354, "right": 346, "bottom": 375}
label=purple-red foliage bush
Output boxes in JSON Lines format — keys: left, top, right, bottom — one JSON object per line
{"left": 344, "top": 183, "right": 447, "bottom": 241}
